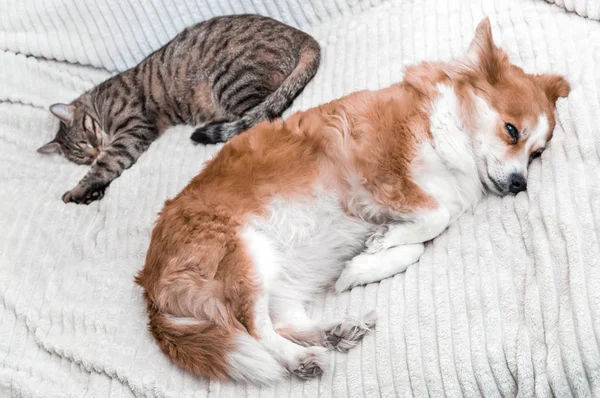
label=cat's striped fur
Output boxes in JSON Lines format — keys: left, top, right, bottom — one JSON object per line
{"left": 38, "top": 14, "right": 320, "bottom": 205}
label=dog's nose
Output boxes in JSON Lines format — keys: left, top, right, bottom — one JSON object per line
{"left": 509, "top": 173, "right": 527, "bottom": 194}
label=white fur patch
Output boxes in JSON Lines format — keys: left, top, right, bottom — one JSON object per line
{"left": 227, "top": 334, "right": 287, "bottom": 385}
{"left": 413, "top": 84, "right": 484, "bottom": 219}
{"left": 240, "top": 226, "right": 281, "bottom": 290}
{"left": 236, "top": 188, "right": 375, "bottom": 377}
{"left": 335, "top": 243, "right": 425, "bottom": 292}
{"left": 526, "top": 114, "right": 550, "bottom": 152}
{"left": 248, "top": 188, "right": 373, "bottom": 303}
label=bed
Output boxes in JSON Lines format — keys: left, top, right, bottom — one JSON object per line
{"left": 1, "top": 0, "right": 599, "bottom": 396}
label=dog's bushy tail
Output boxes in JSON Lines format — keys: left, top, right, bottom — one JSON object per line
{"left": 190, "top": 36, "right": 320, "bottom": 145}
{"left": 144, "top": 296, "right": 287, "bottom": 384}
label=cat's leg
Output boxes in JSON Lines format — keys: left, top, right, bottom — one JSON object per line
{"left": 366, "top": 206, "right": 451, "bottom": 252}
{"left": 63, "top": 128, "right": 157, "bottom": 204}
{"left": 335, "top": 243, "right": 425, "bottom": 293}
{"left": 271, "top": 299, "right": 377, "bottom": 353}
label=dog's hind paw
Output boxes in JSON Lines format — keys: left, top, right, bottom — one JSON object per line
{"left": 323, "top": 311, "right": 377, "bottom": 353}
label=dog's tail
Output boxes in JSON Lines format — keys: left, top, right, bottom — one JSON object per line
{"left": 190, "top": 36, "right": 320, "bottom": 145}
{"left": 143, "top": 289, "right": 287, "bottom": 385}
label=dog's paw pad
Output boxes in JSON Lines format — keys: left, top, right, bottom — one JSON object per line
{"left": 323, "top": 312, "right": 377, "bottom": 353}
{"left": 291, "top": 347, "right": 327, "bottom": 379}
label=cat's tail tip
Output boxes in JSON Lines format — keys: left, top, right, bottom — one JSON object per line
{"left": 190, "top": 119, "right": 250, "bottom": 145}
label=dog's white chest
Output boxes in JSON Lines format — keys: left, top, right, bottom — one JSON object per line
{"left": 413, "top": 84, "right": 483, "bottom": 219}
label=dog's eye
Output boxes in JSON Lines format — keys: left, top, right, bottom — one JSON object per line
{"left": 505, "top": 123, "right": 519, "bottom": 143}
{"left": 529, "top": 150, "right": 543, "bottom": 163}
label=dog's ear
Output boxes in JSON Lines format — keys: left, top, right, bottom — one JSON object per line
{"left": 467, "top": 18, "right": 494, "bottom": 63}
{"left": 49, "top": 103, "right": 75, "bottom": 125}
{"left": 466, "top": 17, "right": 509, "bottom": 84}
{"left": 37, "top": 141, "right": 61, "bottom": 154}
{"left": 533, "top": 74, "right": 571, "bottom": 104}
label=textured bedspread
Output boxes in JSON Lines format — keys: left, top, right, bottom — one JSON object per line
{"left": 1, "top": 0, "right": 600, "bottom": 396}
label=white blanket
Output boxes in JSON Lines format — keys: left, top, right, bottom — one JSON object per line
{"left": 1, "top": 0, "right": 600, "bottom": 396}
{"left": 546, "top": 0, "right": 600, "bottom": 20}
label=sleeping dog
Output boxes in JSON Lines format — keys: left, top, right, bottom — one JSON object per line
{"left": 136, "top": 18, "right": 569, "bottom": 384}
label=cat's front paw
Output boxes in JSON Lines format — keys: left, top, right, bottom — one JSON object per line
{"left": 62, "top": 184, "right": 106, "bottom": 205}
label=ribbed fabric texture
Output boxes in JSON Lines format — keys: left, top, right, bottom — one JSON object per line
{"left": 545, "top": 0, "right": 600, "bottom": 20}
{"left": 1, "top": 0, "right": 599, "bottom": 397}
{"left": 0, "top": 0, "right": 384, "bottom": 73}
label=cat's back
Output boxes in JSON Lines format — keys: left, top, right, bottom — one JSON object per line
{"left": 170, "top": 15, "right": 313, "bottom": 75}
{"left": 183, "top": 14, "right": 311, "bottom": 51}
{"left": 136, "top": 14, "right": 317, "bottom": 124}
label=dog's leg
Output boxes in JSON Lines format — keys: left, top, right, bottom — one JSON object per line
{"left": 367, "top": 206, "right": 450, "bottom": 252}
{"left": 335, "top": 243, "right": 425, "bottom": 292}
{"left": 243, "top": 225, "right": 327, "bottom": 380}
{"left": 271, "top": 300, "right": 321, "bottom": 345}
{"left": 271, "top": 299, "right": 377, "bottom": 353}
{"left": 252, "top": 293, "right": 328, "bottom": 379}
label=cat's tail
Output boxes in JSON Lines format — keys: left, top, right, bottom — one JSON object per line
{"left": 143, "top": 292, "right": 287, "bottom": 385}
{"left": 190, "top": 35, "right": 320, "bottom": 144}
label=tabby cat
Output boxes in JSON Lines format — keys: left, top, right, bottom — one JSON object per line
{"left": 38, "top": 14, "right": 320, "bottom": 205}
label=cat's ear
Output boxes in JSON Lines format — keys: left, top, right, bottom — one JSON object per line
{"left": 37, "top": 141, "right": 62, "bottom": 154}
{"left": 49, "top": 103, "right": 75, "bottom": 124}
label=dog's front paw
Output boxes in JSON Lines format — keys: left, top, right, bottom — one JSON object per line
{"left": 335, "top": 255, "right": 371, "bottom": 293}
{"left": 62, "top": 183, "right": 106, "bottom": 205}
{"left": 365, "top": 225, "right": 388, "bottom": 254}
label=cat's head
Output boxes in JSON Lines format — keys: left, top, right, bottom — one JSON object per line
{"left": 38, "top": 103, "right": 105, "bottom": 165}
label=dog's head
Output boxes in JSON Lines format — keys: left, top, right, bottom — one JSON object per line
{"left": 459, "top": 18, "right": 570, "bottom": 195}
